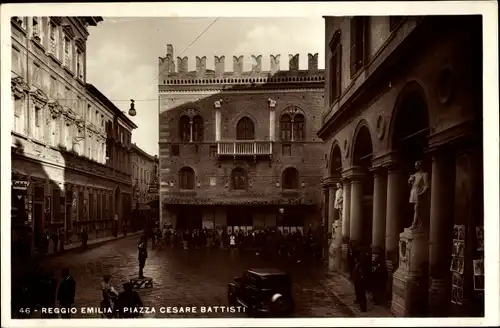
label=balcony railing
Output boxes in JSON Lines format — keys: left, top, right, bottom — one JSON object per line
{"left": 217, "top": 140, "right": 272, "bottom": 156}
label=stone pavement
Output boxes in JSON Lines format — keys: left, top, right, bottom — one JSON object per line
{"left": 25, "top": 235, "right": 393, "bottom": 319}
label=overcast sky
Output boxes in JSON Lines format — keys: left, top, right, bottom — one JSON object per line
{"left": 85, "top": 17, "right": 325, "bottom": 156}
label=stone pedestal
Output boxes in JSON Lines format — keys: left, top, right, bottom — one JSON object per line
{"left": 391, "top": 227, "right": 428, "bottom": 317}
{"left": 341, "top": 243, "right": 349, "bottom": 273}
{"left": 329, "top": 219, "right": 343, "bottom": 271}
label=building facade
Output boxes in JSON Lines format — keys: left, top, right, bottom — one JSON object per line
{"left": 131, "top": 143, "right": 159, "bottom": 229}
{"left": 319, "top": 16, "right": 483, "bottom": 316}
{"left": 10, "top": 16, "right": 137, "bottom": 256}
{"left": 158, "top": 45, "right": 325, "bottom": 234}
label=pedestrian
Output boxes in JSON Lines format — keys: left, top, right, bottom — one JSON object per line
{"left": 51, "top": 230, "right": 59, "bottom": 253}
{"left": 81, "top": 229, "right": 89, "bottom": 251}
{"left": 39, "top": 270, "right": 58, "bottom": 318}
{"left": 138, "top": 236, "right": 148, "bottom": 278}
{"left": 59, "top": 229, "right": 65, "bottom": 251}
{"left": 57, "top": 268, "right": 76, "bottom": 318}
{"left": 370, "top": 252, "right": 387, "bottom": 305}
{"left": 351, "top": 254, "right": 367, "bottom": 312}
{"left": 116, "top": 282, "right": 143, "bottom": 318}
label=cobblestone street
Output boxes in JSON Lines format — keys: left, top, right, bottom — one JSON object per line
{"left": 34, "top": 235, "right": 364, "bottom": 318}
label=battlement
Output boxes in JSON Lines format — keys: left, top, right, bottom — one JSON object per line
{"left": 158, "top": 44, "right": 324, "bottom": 85}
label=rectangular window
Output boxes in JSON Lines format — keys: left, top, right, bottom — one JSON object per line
{"left": 11, "top": 46, "right": 20, "bottom": 74}
{"left": 52, "top": 188, "right": 60, "bottom": 222}
{"left": 32, "top": 17, "right": 40, "bottom": 39}
{"left": 35, "top": 106, "right": 42, "bottom": 139}
{"left": 32, "top": 62, "right": 41, "bottom": 87}
{"left": 329, "top": 30, "right": 342, "bottom": 104}
{"left": 87, "top": 104, "right": 91, "bottom": 121}
{"left": 171, "top": 144, "right": 180, "bottom": 156}
{"left": 350, "top": 16, "right": 367, "bottom": 77}
{"left": 49, "top": 23, "right": 57, "bottom": 57}
{"left": 97, "top": 193, "right": 102, "bottom": 220}
{"left": 63, "top": 36, "right": 70, "bottom": 67}
{"left": 77, "top": 49, "right": 83, "bottom": 79}
{"left": 95, "top": 111, "right": 99, "bottom": 125}
{"left": 50, "top": 76, "right": 57, "bottom": 96}
{"left": 282, "top": 144, "right": 292, "bottom": 156}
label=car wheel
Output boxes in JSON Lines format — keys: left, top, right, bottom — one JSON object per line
{"left": 271, "top": 294, "right": 292, "bottom": 316}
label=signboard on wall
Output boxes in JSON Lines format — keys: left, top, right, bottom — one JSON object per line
{"left": 203, "top": 220, "right": 214, "bottom": 230}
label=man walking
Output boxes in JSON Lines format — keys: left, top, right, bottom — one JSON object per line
{"left": 138, "top": 236, "right": 148, "bottom": 278}
{"left": 57, "top": 268, "right": 76, "bottom": 318}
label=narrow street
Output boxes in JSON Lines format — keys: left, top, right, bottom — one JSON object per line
{"left": 36, "top": 235, "right": 355, "bottom": 318}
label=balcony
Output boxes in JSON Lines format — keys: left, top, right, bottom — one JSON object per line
{"left": 216, "top": 140, "right": 273, "bottom": 164}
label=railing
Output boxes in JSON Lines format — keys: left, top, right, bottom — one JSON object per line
{"left": 217, "top": 140, "right": 272, "bottom": 156}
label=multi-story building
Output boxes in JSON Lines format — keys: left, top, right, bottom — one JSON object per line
{"left": 158, "top": 45, "right": 325, "bottom": 234}
{"left": 318, "top": 16, "right": 483, "bottom": 316}
{"left": 131, "top": 143, "right": 159, "bottom": 229}
{"left": 10, "top": 16, "right": 137, "bottom": 256}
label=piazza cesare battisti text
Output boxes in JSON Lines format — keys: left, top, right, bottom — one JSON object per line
{"left": 38, "top": 306, "right": 246, "bottom": 315}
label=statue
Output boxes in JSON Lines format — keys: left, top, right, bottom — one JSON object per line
{"left": 334, "top": 182, "right": 343, "bottom": 221}
{"left": 408, "top": 160, "right": 429, "bottom": 230}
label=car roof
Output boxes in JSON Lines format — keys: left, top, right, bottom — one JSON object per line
{"left": 247, "top": 268, "right": 288, "bottom": 276}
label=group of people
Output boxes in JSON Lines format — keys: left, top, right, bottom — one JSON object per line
{"left": 158, "top": 226, "right": 325, "bottom": 261}
{"left": 12, "top": 267, "right": 76, "bottom": 318}
{"left": 348, "top": 243, "right": 388, "bottom": 312}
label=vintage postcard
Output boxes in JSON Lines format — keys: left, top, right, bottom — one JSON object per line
{"left": 1, "top": 1, "right": 498, "bottom": 328}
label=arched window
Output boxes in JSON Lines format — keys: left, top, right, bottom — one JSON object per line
{"left": 192, "top": 115, "right": 204, "bottom": 142}
{"left": 282, "top": 167, "right": 299, "bottom": 189}
{"left": 179, "top": 115, "right": 190, "bottom": 142}
{"left": 231, "top": 168, "right": 247, "bottom": 190}
{"left": 293, "top": 114, "right": 305, "bottom": 141}
{"left": 280, "top": 114, "right": 292, "bottom": 141}
{"left": 179, "top": 167, "right": 195, "bottom": 190}
{"left": 236, "top": 117, "right": 254, "bottom": 140}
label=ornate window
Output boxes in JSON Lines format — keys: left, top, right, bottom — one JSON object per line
{"left": 280, "top": 114, "right": 292, "bottom": 141}
{"left": 179, "top": 115, "right": 190, "bottom": 142}
{"left": 77, "top": 49, "right": 83, "bottom": 79}
{"left": 236, "top": 117, "right": 254, "bottom": 140}
{"left": 192, "top": 115, "right": 204, "bottom": 142}
{"left": 282, "top": 167, "right": 299, "bottom": 190}
{"left": 179, "top": 167, "right": 195, "bottom": 190}
{"left": 231, "top": 168, "right": 247, "bottom": 190}
{"left": 32, "top": 17, "right": 41, "bottom": 40}
{"left": 63, "top": 35, "right": 71, "bottom": 68}
{"left": 293, "top": 114, "right": 305, "bottom": 141}
{"left": 280, "top": 107, "right": 306, "bottom": 141}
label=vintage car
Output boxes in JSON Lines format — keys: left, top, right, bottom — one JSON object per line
{"left": 227, "top": 268, "right": 295, "bottom": 317}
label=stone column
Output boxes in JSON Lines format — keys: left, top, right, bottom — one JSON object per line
{"left": 385, "top": 165, "right": 406, "bottom": 304}
{"left": 429, "top": 152, "right": 455, "bottom": 316}
{"left": 372, "top": 168, "right": 387, "bottom": 257}
{"left": 385, "top": 167, "right": 405, "bottom": 271}
{"left": 268, "top": 98, "right": 276, "bottom": 141}
{"left": 341, "top": 180, "right": 351, "bottom": 273}
{"left": 328, "top": 186, "right": 336, "bottom": 235}
{"left": 215, "top": 109, "right": 221, "bottom": 141}
{"left": 349, "top": 177, "right": 364, "bottom": 245}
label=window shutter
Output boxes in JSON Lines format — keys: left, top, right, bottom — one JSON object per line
{"left": 350, "top": 19, "right": 358, "bottom": 77}
{"left": 335, "top": 44, "right": 342, "bottom": 99}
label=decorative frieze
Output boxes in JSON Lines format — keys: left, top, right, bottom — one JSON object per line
{"left": 48, "top": 100, "right": 63, "bottom": 118}
{"left": 11, "top": 76, "right": 30, "bottom": 99}
{"left": 29, "top": 87, "right": 49, "bottom": 108}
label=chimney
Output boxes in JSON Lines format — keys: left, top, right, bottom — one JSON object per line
{"left": 196, "top": 56, "right": 206, "bottom": 76}
{"left": 215, "top": 55, "right": 225, "bottom": 76}
{"left": 177, "top": 56, "right": 188, "bottom": 73}
{"left": 270, "top": 54, "right": 280, "bottom": 74}
{"left": 166, "top": 44, "right": 174, "bottom": 58}
{"left": 233, "top": 55, "right": 243, "bottom": 74}
{"left": 251, "top": 55, "right": 262, "bottom": 73}
{"left": 289, "top": 54, "right": 299, "bottom": 71}
{"left": 308, "top": 53, "right": 318, "bottom": 71}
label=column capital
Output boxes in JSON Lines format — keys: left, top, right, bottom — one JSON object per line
{"left": 341, "top": 166, "right": 365, "bottom": 181}
{"left": 320, "top": 176, "right": 338, "bottom": 189}
{"left": 373, "top": 151, "right": 402, "bottom": 169}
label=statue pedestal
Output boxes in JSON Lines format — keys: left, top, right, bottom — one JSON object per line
{"left": 391, "top": 227, "right": 428, "bottom": 317}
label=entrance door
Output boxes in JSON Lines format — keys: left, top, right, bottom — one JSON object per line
{"left": 176, "top": 208, "right": 202, "bottom": 230}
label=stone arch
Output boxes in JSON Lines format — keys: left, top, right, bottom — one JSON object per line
{"left": 231, "top": 111, "right": 257, "bottom": 127}
{"left": 329, "top": 140, "right": 343, "bottom": 179}
{"left": 281, "top": 166, "right": 300, "bottom": 190}
{"left": 178, "top": 166, "right": 195, "bottom": 190}
{"left": 350, "top": 119, "right": 374, "bottom": 167}
{"left": 389, "top": 81, "right": 431, "bottom": 172}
